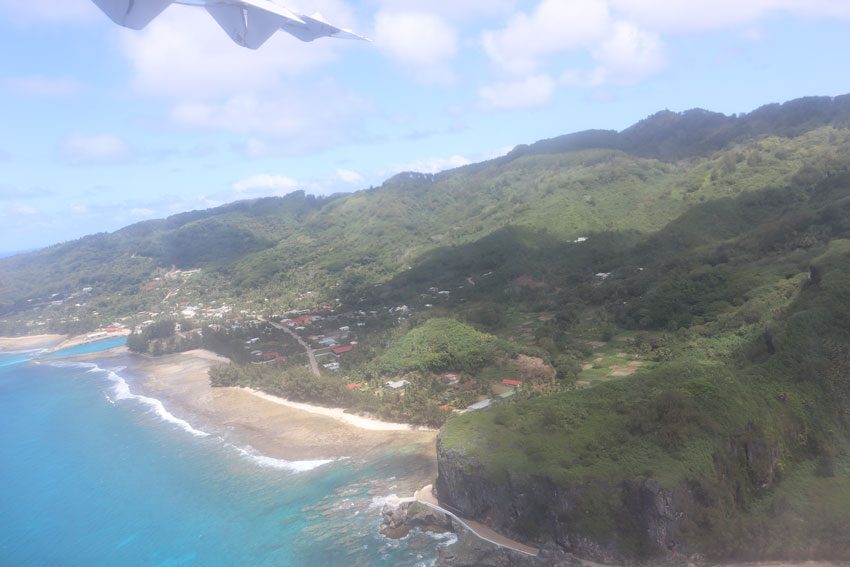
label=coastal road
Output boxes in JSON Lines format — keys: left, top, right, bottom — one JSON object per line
{"left": 413, "top": 484, "right": 539, "bottom": 558}
{"left": 263, "top": 319, "right": 320, "bottom": 377}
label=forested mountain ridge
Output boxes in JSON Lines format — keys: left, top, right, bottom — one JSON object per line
{"left": 4, "top": 94, "right": 850, "bottom": 563}
{"left": 4, "top": 94, "right": 850, "bottom": 334}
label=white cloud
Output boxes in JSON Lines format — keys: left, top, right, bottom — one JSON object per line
{"left": 480, "top": 0, "right": 667, "bottom": 96}
{"left": 336, "top": 168, "right": 365, "bottom": 184}
{"left": 374, "top": 11, "right": 458, "bottom": 82}
{"left": 0, "top": 0, "right": 99, "bottom": 23}
{"left": 59, "top": 134, "right": 132, "bottom": 163}
{"left": 480, "top": 74, "right": 555, "bottom": 110}
{"left": 482, "top": 0, "right": 611, "bottom": 74}
{"left": 4, "top": 76, "right": 85, "bottom": 97}
{"left": 607, "top": 0, "right": 850, "bottom": 33}
{"left": 70, "top": 204, "right": 89, "bottom": 215}
{"left": 562, "top": 21, "right": 665, "bottom": 87}
{"left": 169, "top": 82, "right": 365, "bottom": 153}
{"left": 118, "top": 4, "right": 342, "bottom": 99}
{"left": 232, "top": 174, "right": 300, "bottom": 197}
{"left": 389, "top": 154, "right": 472, "bottom": 175}
{"left": 129, "top": 208, "right": 156, "bottom": 218}
{"left": 372, "top": 0, "right": 517, "bottom": 23}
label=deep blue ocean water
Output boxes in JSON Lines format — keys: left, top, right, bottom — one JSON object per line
{"left": 0, "top": 341, "right": 448, "bottom": 566}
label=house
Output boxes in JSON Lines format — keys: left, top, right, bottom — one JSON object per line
{"left": 323, "top": 362, "right": 340, "bottom": 371}
{"left": 501, "top": 379, "right": 523, "bottom": 387}
{"left": 438, "top": 405, "right": 453, "bottom": 412}
{"left": 331, "top": 345, "right": 354, "bottom": 355}
{"left": 319, "top": 337, "right": 338, "bottom": 347}
{"left": 498, "top": 390, "right": 516, "bottom": 399}
{"left": 466, "top": 399, "right": 492, "bottom": 411}
{"left": 346, "top": 383, "right": 361, "bottom": 390}
{"left": 339, "top": 326, "right": 350, "bottom": 332}
{"left": 385, "top": 380, "right": 410, "bottom": 390}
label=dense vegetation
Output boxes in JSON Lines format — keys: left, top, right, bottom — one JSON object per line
{"left": 4, "top": 95, "right": 850, "bottom": 335}
{"left": 439, "top": 172, "right": 850, "bottom": 560}
{"left": 371, "top": 318, "right": 505, "bottom": 375}
{"left": 4, "top": 94, "right": 850, "bottom": 560}
{"left": 126, "top": 319, "right": 201, "bottom": 355}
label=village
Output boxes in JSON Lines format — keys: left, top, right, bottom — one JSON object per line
{"left": 3, "top": 245, "right": 652, "bottom": 422}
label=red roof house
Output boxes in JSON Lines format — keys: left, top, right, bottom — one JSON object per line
{"left": 331, "top": 345, "right": 354, "bottom": 355}
{"left": 346, "top": 383, "right": 361, "bottom": 390}
{"left": 502, "top": 379, "right": 523, "bottom": 387}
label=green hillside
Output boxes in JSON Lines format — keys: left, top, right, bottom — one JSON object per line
{"left": 3, "top": 94, "right": 850, "bottom": 561}
{"left": 4, "top": 95, "right": 850, "bottom": 334}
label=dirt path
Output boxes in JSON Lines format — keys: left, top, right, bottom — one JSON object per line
{"left": 415, "top": 484, "right": 539, "bottom": 557}
{"left": 264, "top": 319, "right": 320, "bottom": 377}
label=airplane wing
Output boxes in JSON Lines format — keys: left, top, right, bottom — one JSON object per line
{"left": 281, "top": 11, "right": 369, "bottom": 42}
{"left": 91, "top": 0, "right": 174, "bottom": 30}
{"left": 206, "top": 0, "right": 304, "bottom": 49}
{"left": 90, "top": 0, "right": 368, "bottom": 48}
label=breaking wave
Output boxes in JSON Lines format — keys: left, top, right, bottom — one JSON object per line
{"left": 44, "top": 360, "right": 335, "bottom": 473}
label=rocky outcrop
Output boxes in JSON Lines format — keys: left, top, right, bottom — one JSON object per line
{"left": 437, "top": 529, "right": 582, "bottom": 567}
{"left": 435, "top": 435, "right": 691, "bottom": 564}
{"left": 380, "top": 501, "right": 453, "bottom": 539}
{"left": 435, "top": 425, "right": 784, "bottom": 564}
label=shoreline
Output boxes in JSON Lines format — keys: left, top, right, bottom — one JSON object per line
{"left": 67, "top": 347, "right": 437, "bottom": 467}
{"left": 0, "top": 334, "right": 66, "bottom": 351}
{"left": 241, "top": 388, "right": 437, "bottom": 432}
{"left": 46, "top": 329, "right": 130, "bottom": 353}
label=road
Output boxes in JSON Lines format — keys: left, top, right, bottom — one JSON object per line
{"left": 263, "top": 318, "right": 320, "bottom": 377}
{"left": 413, "top": 484, "right": 539, "bottom": 557}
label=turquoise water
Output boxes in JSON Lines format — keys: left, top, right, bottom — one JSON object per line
{"left": 0, "top": 343, "right": 448, "bottom": 565}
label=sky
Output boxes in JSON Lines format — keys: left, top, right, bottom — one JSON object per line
{"left": 2, "top": 0, "right": 850, "bottom": 252}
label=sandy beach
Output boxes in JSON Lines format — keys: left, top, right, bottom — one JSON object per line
{"left": 46, "top": 329, "right": 130, "bottom": 353}
{"left": 0, "top": 334, "right": 66, "bottom": 351}
{"left": 243, "top": 388, "right": 436, "bottom": 432}
{"left": 75, "top": 348, "right": 437, "bottom": 467}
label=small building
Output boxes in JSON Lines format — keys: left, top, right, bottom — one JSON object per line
{"left": 385, "top": 380, "right": 410, "bottom": 390}
{"left": 501, "top": 379, "right": 523, "bottom": 387}
{"left": 323, "top": 362, "right": 340, "bottom": 371}
{"left": 331, "top": 345, "right": 354, "bottom": 355}
{"left": 346, "top": 383, "right": 361, "bottom": 390}
{"left": 466, "top": 399, "right": 492, "bottom": 411}
{"left": 438, "top": 405, "right": 453, "bottom": 412}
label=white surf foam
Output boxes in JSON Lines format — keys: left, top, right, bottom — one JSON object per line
{"left": 427, "top": 531, "right": 458, "bottom": 547}
{"left": 44, "top": 360, "right": 341, "bottom": 473}
{"left": 48, "top": 360, "right": 210, "bottom": 438}
{"left": 370, "top": 494, "right": 402, "bottom": 510}
{"left": 229, "top": 444, "right": 334, "bottom": 472}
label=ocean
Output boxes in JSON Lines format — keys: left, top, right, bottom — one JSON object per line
{"left": 0, "top": 341, "right": 450, "bottom": 566}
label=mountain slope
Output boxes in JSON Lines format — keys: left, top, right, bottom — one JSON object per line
{"left": 3, "top": 94, "right": 850, "bottom": 562}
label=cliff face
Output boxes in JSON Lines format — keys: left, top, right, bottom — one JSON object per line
{"left": 435, "top": 429, "right": 782, "bottom": 564}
